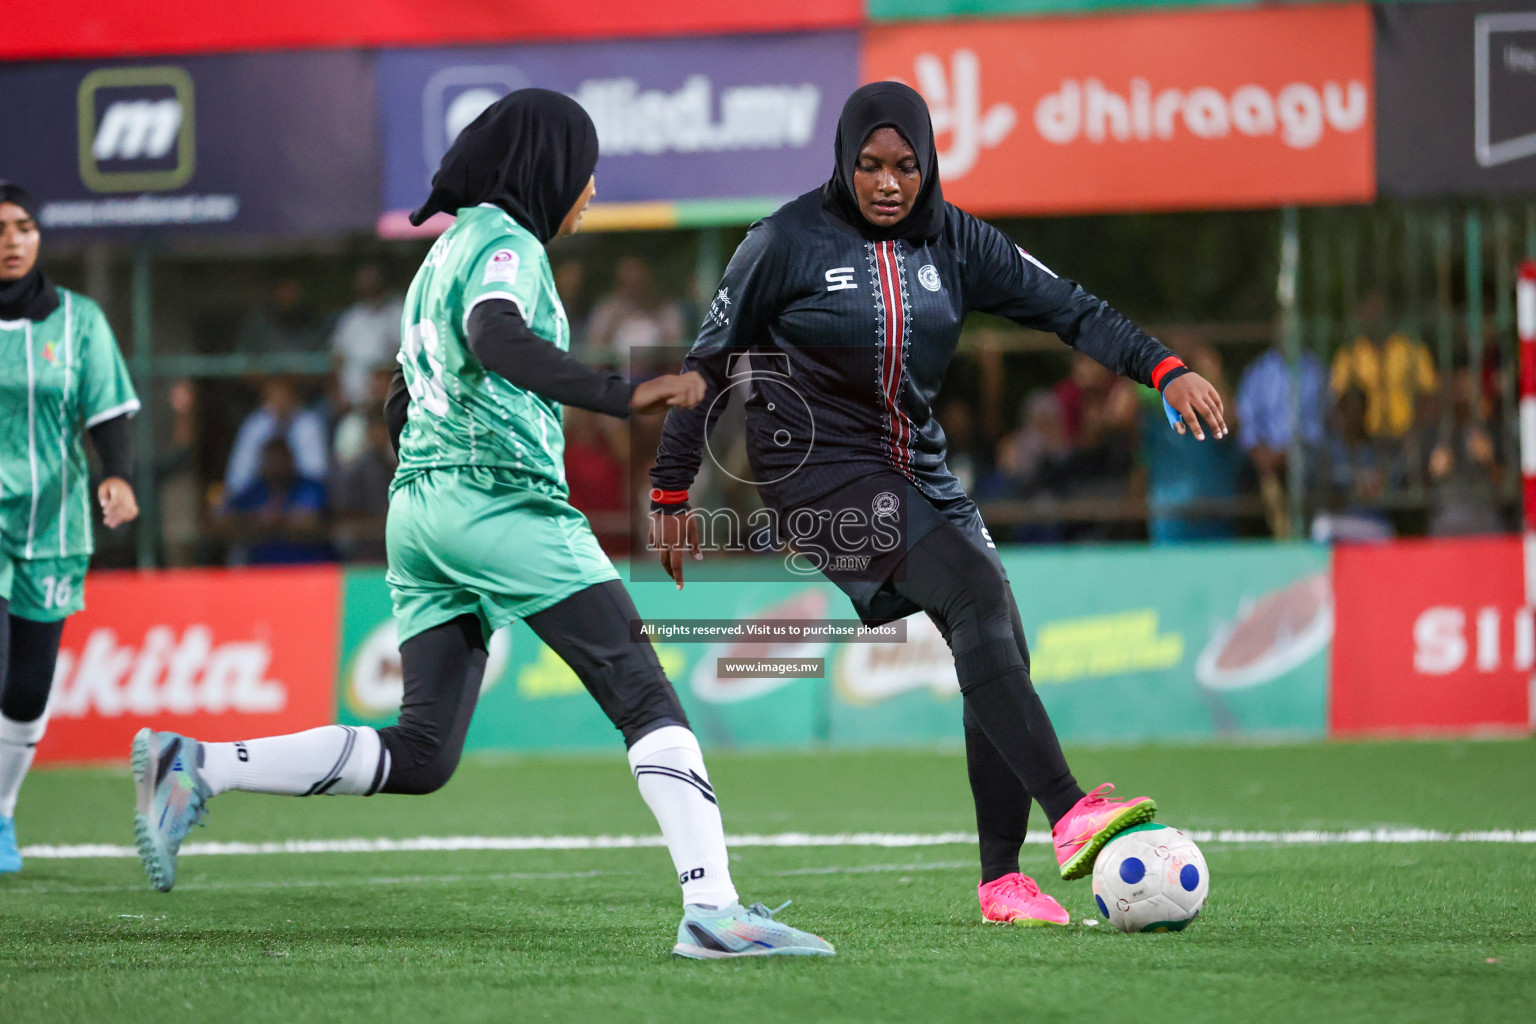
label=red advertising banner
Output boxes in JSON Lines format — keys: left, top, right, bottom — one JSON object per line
{"left": 1331, "top": 537, "right": 1531, "bottom": 736}
{"left": 38, "top": 568, "right": 341, "bottom": 763}
{"left": 4, "top": 1, "right": 863, "bottom": 61}
{"left": 863, "top": 5, "right": 1376, "bottom": 215}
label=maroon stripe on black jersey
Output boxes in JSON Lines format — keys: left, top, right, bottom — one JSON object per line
{"left": 873, "top": 240, "right": 915, "bottom": 480}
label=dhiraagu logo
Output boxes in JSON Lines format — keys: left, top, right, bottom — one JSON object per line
{"left": 77, "top": 66, "right": 195, "bottom": 193}
{"left": 1030, "top": 610, "right": 1185, "bottom": 684}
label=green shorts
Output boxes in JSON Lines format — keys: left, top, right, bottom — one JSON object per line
{"left": 1, "top": 552, "right": 90, "bottom": 621}
{"left": 385, "top": 466, "right": 620, "bottom": 645}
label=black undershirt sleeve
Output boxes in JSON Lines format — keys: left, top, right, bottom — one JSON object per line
{"left": 86, "top": 412, "right": 135, "bottom": 480}
{"left": 467, "top": 299, "right": 634, "bottom": 418}
{"left": 384, "top": 365, "right": 409, "bottom": 457}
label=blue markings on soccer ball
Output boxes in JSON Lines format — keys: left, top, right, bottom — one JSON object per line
{"left": 1180, "top": 864, "right": 1200, "bottom": 891}
{"left": 1095, "top": 895, "right": 1109, "bottom": 919}
{"left": 1119, "top": 857, "right": 1146, "bottom": 885}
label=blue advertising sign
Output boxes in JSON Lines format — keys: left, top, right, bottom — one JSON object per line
{"left": 375, "top": 32, "right": 859, "bottom": 234}
{"left": 0, "top": 52, "right": 378, "bottom": 236}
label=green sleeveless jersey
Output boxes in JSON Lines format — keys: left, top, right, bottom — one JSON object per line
{"left": 395, "top": 204, "right": 570, "bottom": 497}
{"left": 0, "top": 288, "right": 139, "bottom": 560}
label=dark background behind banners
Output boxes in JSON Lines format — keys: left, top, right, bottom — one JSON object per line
{"left": 0, "top": 52, "right": 379, "bottom": 238}
{"left": 1376, "top": 1, "right": 1536, "bottom": 197}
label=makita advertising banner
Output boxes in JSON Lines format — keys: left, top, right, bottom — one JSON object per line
{"left": 38, "top": 568, "right": 340, "bottom": 764}
{"left": 1377, "top": 1, "right": 1536, "bottom": 196}
{"left": 1332, "top": 537, "right": 1532, "bottom": 736}
{"left": 375, "top": 33, "right": 859, "bottom": 236}
{"left": 863, "top": 5, "right": 1376, "bottom": 215}
{"left": 0, "top": 52, "right": 378, "bottom": 236}
{"left": 338, "top": 545, "right": 1333, "bottom": 752}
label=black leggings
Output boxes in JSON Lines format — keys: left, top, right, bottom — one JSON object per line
{"left": 378, "top": 580, "right": 689, "bottom": 795}
{"left": 888, "top": 523, "right": 1085, "bottom": 880}
{"left": 0, "top": 598, "right": 69, "bottom": 724}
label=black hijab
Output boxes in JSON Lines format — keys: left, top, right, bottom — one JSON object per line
{"left": 822, "top": 81, "right": 946, "bottom": 243}
{"left": 0, "top": 181, "right": 59, "bottom": 322}
{"left": 409, "top": 88, "right": 599, "bottom": 245}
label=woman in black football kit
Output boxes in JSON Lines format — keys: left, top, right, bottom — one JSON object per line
{"left": 651, "top": 83, "right": 1227, "bottom": 922}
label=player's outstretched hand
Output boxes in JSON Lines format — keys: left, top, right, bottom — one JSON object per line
{"left": 98, "top": 476, "right": 140, "bottom": 528}
{"left": 632, "top": 372, "right": 707, "bottom": 415}
{"left": 649, "top": 509, "right": 701, "bottom": 590}
{"left": 1163, "top": 373, "right": 1228, "bottom": 441}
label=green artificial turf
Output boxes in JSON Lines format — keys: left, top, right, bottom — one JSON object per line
{"left": 2, "top": 739, "right": 1532, "bottom": 1023}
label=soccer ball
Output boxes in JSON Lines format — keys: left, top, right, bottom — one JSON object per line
{"left": 1091, "top": 823, "right": 1208, "bottom": 933}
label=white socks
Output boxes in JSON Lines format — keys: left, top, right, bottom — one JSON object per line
{"left": 169, "top": 722, "right": 736, "bottom": 909}
{"left": 198, "top": 725, "right": 389, "bottom": 797}
{"left": 0, "top": 713, "right": 47, "bottom": 818}
{"left": 628, "top": 725, "right": 738, "bottom": 909}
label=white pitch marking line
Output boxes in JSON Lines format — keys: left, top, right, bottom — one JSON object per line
{"left": 18, "top": 828, "right": 1536, "bottom": 861}
{"left": 4, "top": 862, "right": 979, "bottom": 897}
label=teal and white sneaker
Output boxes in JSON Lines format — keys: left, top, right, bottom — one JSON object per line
{"left": 0, "top": 815, "right": 21, "bottom": 874}
{"left": 131, "top": 728, "right": 211, "bottom": 893}
{"left": 673, "top": 900, "right": 835, "bottom": 959}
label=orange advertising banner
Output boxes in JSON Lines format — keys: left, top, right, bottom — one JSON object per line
{"left": 863, "top": 4, "right": 1376, "bottom": 215}
{"left": 39, "top": 568, "right": 341, "bottom": 763}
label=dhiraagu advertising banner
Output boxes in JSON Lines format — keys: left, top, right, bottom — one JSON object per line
{"left": 336, "top": 543, "right": 1332, "bottom": 752}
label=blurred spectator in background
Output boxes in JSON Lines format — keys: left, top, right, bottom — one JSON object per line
{"left": 224, "top": 378, "right": 329, "bottom": 495}
{"left": 220, "top": 438, "right": 333, "bottom": 565}
{"left": 156, "top": 379, "right": 204, "bottom": 566}
{"left": 564, "top": 406, "right": 629, "bottom": 555}
{"left": 235, "top": 277, "right": 324, "bottom": 354}
{"left": 1051, "top": 352, "right": 1118, "bottom": 445}
{"left": 1330, "top": 293, "right": 1437, "bottom": 441}
{"left": 986, "top": 391, "right": 1070, "bottom": 500}
{"left": 1141, "top": 339, "right": 1240, "bottom": 543}
{"left": 1427, "top": 366, "right": 1505, "bottom": 537}
{"left": 1236, "top": 340, "right": 1326, "bottom": 538}
{"left": 333, "top": 368, "right": 393, "bottom": 466}
{"left": 978, "top": 390, "right": 1071, "bottom": 543}
{"left": 588, "top": 256, "right": 684, "bottom": 370}
{"left": 936, "top": 397, "right": 987, "bottom": 492}
{"left": 329, "top": 263, "right": 403, "bottom": 412}
{"left": 1059, "top": 374, "right": 1139, "bottom": 496}
{"left": 1312, "top": 387, "right": 1395, "bottom": 542}
{"left": 329, "top": 389, "right": 397, "bottom": 563}
{"left": 555, "top": 259, "right": 592, "bottom": 354}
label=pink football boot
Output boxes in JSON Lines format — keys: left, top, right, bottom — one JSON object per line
{"left": 978, "top": 872, "right": 1071, "bottom": 926}
{"left": 1052, "top": 783, "right": 1157, "bottom": 880}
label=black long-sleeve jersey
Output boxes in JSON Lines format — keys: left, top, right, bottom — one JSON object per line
{"left": 651, "top": 190, "right": 1185, "bottom": 512}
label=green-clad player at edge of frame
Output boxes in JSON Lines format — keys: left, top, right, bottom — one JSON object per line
{"left": 129, "top": 90, "right": 834, "bottom": 959}
{"left": 0, "top": 181, "right": 142, "bottom": 874}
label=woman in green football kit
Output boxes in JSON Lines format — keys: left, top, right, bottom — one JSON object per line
{"left": 0, "top": 182, "right": 142, "bottom": 873}
{"left": 132, "top": 91, "right": 833, "bottom": 959}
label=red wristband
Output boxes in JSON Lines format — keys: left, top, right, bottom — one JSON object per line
{"left": 650, "top": 488, "right": 690, "bottom": 505}
{"left": 1150, "top": 356, "right": 1186, "bottom": 391}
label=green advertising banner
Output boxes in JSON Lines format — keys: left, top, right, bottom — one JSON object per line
{"left": 336, "top": 543, "right": 1332, "bottom": 752}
